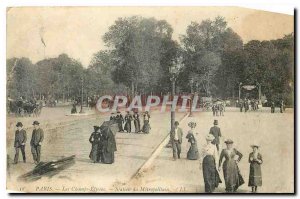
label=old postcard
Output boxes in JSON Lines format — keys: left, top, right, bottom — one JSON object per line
{"left": 6, "top": 7, "right": 294, "bottom": 193}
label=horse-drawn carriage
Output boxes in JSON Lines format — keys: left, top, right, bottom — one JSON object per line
{"left": 7, "top": 98, "right": 43, "bottom": 117}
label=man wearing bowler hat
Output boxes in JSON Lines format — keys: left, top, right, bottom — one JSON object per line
{"left": 209, "top": 120, "right": 222, "bottom": 152}
{"left": 30, "top": 121, "right": 44, "bottom": 164}
{"left": 14, "top": 122, "right": 27, "bottom": 164}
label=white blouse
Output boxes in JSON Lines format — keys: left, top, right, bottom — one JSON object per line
{"left": 200, "top": 143, "right": 219, "bottom": 167}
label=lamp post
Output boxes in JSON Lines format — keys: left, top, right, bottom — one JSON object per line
{"left": 189, "top": 77, "right": 194, "bottom": 117}
{"left": 238, "top": 82, "right": 242, "bottom": 101}
{"left": 257, "top": 82, "right": 261, "bottom": 104}
{"left": 79, "top": 76, "right": 84, "bottom": 114}
{"left": 166, "top": 59, "right": 182, "bottom": 148}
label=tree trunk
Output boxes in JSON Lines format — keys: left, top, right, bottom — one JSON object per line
{"left": 131, "top": 81, "right": 135, "bottom": 100}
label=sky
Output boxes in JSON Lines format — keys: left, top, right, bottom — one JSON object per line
{"left": 7, "top": 7, "right": 294, "bottom": 67}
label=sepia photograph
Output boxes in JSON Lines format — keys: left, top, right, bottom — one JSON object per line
{"left": 6, "top": 6, "right": 294, "bottom": 193}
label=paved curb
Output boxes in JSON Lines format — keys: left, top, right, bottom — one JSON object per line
{"left": 130, "top": 113, "right": 190, "bottom": 180}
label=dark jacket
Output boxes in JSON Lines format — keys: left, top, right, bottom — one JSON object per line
{"left": 14, "top": 129, "right": 27, "bottom": 147}
{"left": 89, "top": 132, "right": 101, "bottom": 146}
{"left": 30, "top": 128, "right": 44, "bottom": 146}
{"left": 170, "top": 127, "right": 183, "bottom": 144}
{"left": 209, "top": 126, "right": 222, "bottom": 144}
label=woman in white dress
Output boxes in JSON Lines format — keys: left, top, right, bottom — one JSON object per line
{"left": 200, "top": 134, "right": 222, "bottom": 193}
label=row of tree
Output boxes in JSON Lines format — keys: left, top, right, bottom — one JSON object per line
{"left": 7, "top": 16, "right": 294, "bottom": 105}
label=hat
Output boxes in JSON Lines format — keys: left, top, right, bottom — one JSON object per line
{"left": 251, "top": 144, "right": 259, "bottom": 148}
{"left": 32, "top": 121, "right": 40, "bottom": 125}
{"left": 224, "top": 139, "right": 234, "bottom": 144}
{"left": 117, "top": 111, "right": 121, "bottom": 113}
{"left": 111, "top": 112, "right": 115, "bottom": 115}
{"left": 93, "top": 125, "right": 100, "bottom": 131}
{"left": 205, "top": 134, "right": 215, "bottom": 141}
{"left": 16, "top": 122, "right": 23, "bottom": 127}
{"left": 214, "top": 120, "right": 218, "bottom": 125}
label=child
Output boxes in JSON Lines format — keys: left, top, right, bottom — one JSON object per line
{"left": 248, "top": 145, "right": 263, "bottom": 193}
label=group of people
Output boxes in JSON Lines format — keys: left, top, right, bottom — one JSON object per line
{"left": 13, "top": 121, "right": 44, "bottom": 165}
{"left": 212, "top": 103, "right": 225, "bottom": 116}
{"left": 110, "top": 111, "right": 151, "bottom": 134}
{"left": 239, "top": 98, "right": 259, "bottom": 112}
{"left": 170, "top": 119, "right": 263, "bottom": 193}
{"left": 88, "top": 110, "right": 152, "bottom": 164}
{"left": 88, "top": 124, "right": 117, "bottom": 164}
{"left": 271, "top": 100, "right": 285, "bottom": 113}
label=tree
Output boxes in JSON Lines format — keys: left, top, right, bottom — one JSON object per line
{"left": 35, "top": 54, "right": 84, "bottom": 100}
{"left": 87, "top": 50, "right": 127, "bottom": 95}
{"left": 180, "top": 16, "right": 243, "bottom": 96}
{"left": 7, "top": 57, "right": 36, "bottom": 99}
{"left": 103, "top": 16, "right": 178, "bottom": 96}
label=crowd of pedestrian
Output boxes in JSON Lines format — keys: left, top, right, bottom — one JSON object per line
{"left": 169, "top": 119, "right": 263, "bottom": 193}
{"left": 110, "top": 111, "right": 151, "bottom": 134}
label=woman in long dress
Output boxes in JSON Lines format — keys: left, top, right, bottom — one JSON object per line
{"left": 124, "top": 112, "right": 132, "bottom": 133}
{"left": 133, "top": 112, "right": 141, "bottom": 133}
{"left": 100, "top": 125, "right": 117, "bottom": 164}
{"left": 201, "top": 134, "right": 222, "bottom": 193}
{"left": 219, "top": 139, "right": 244, "bottom": 192}
{"left": 89, "top": 126, "right": 101, "bottom": 163}
{"left": 186, "top": 122, "right": 199, "bottom": 160}
{"left": 142, "top": 111, "right": 151, "bottom": 134}
{"left": 248, "top": 145, "right": 263, "bottom": 193}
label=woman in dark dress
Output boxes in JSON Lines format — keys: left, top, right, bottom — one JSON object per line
{"left": 248, "top": 145, "right": 263, "bottom": 193}
{"left": 219, "top": 139, "right": 244, "bottom": 192}
{"left": 124, "top": 112, "right": 132, "bottom": 133}
{"left": 186, "top": 122, "right": 199, "bottom": 160}
{"left": 89, "top": 126, "right": 101, "bottom": 163}
{"left": 100, "top": 125, "right": 117, "bottom": 164}
{"left": 201, "top": 134, "right": 222, "bottom": 193}
{"left": 133, "top": 112, "right": 141, "bottom": 133}
{"left": 142, "top": 111, "right": 151, "bottom": 134}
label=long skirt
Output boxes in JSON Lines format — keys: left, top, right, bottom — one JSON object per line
{"left": 134, "top": 120, "right": 140, "bottom": 133}
{"left": 89, "top": 144, "right": 100, "bottom": 162}
{"left": 223, "top": 160, "right": 244, "bottom": 192}
{"left": 102, "top": 151, "right": 114, "bottom": 164}
{"left": 124, "top": 122, "right": 131, "bottom": 133}
{"left": 187, "top": 143, "right": 199, "bottom": 160}
{"left": 202, "top": 155, "right": 221, "bottom": 193}
{"left": 248, "top": 162, "right": 262, "bottom": 186}
{"left": 118, "top": 121, "right": 123, "bottom": 132}
{"left": 142, "top": 120, "right": 151, "bottom": 133}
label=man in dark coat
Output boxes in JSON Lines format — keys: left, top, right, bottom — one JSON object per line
{"left": 209, "top": 120, "right": 222, "bottom": 151}
{"left": 271, "top": 101, "right": 275, "bottom": 113}
{"left": 116, "top": 111, "right": 124, "bottom": 132}
{"left": 170, "top": 121, "right": 183, "bottom": 160}
{"left": 280, "top": 100, "right": 284, "bottom": 113}
{"left": 239, "top": 100, "right": 243, "bottom": 112}
{"left": 212, "top": 104, "right": 216, "bottom": 116}
{"left": 14, "top": 122, "right": 27, "bottom": 164}
{"left": 30, "top": 121, "right": 44, "bottom": 164}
